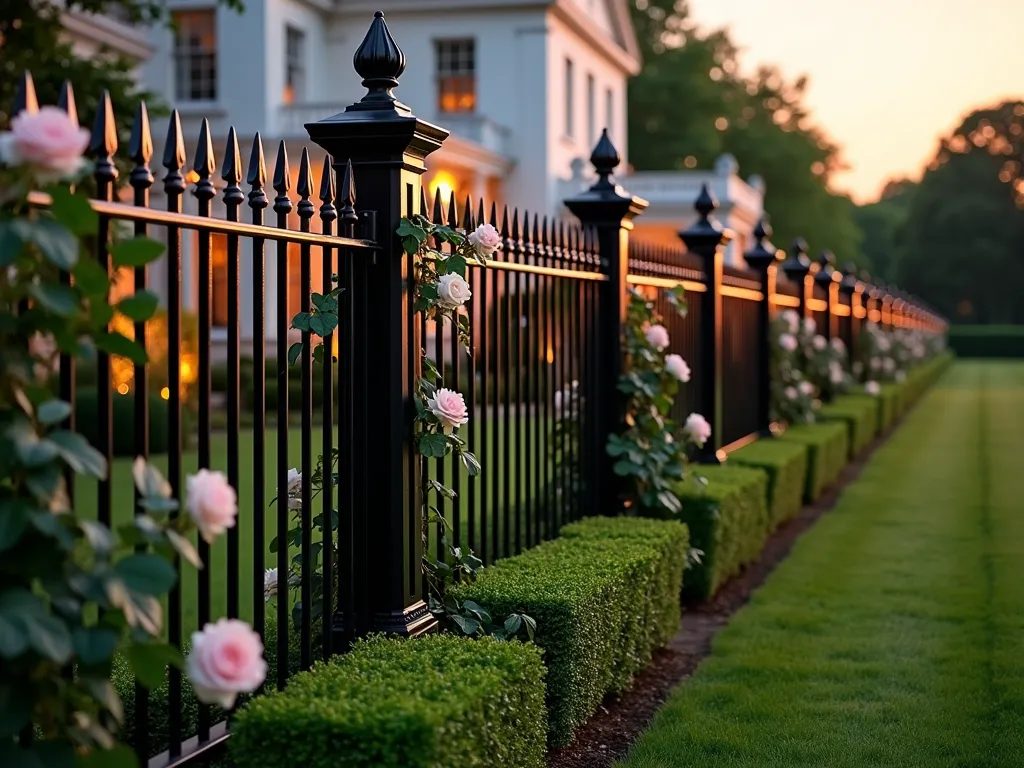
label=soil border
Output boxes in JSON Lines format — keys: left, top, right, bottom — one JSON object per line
{"left": 546, "top": 422, "right": 900, "bottom": 768}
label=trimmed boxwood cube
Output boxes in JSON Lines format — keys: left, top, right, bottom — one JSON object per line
{"left": 819, "top": 394, "right": 880, "bottom": 457}
{"left": 664, "top": 465, "right": 770, "bottom": 601}
{"left": 729, "top": 438, "right": 809, "bottom": 529}
{"left": 230, "top": 634, "right": 548, "bottom": 768}
{"left": 777, "top": 422, "right": 849, "bottom": 502}
{"left": 453, "top": 519, "right": 688, "bottom": 747}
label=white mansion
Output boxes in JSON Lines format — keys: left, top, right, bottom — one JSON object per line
{"left": 61, "top": 0, "right": 765, "bottom": 347}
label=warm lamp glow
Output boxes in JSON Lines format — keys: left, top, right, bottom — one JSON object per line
{"left": 117, "top": 384, "right": 129, "bottom": 395}
{"left": 160, "top": 387, "right": 170, "bottom": 400}
{"left": 429, "top": 171, "right": 456, "bottom": 207}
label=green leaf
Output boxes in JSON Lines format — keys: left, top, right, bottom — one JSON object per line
{"left": 31, "top": 512, "right": 76, "bottom": 550}
{"left": 0, "top": 222, "right": 25, "bottom": 268}
{"left": 166, "top": 529, "right": 202, "bottom": 570}
{"left": 451, "top": 614, "right": 480, "bottom": 635}
{"left": 522, "top": 613, "right": 537, "bottom": 641}
{"left": 73, "top": 258, "right": 109, "bottom": 299}
{"left": 459, "top": 450, "right": 482, "bottom": 476}
{"left": 0, "top": 684, "right": 32, "bottom": 738}
{"left": 132, "top": 458, "right": 171, "bottom": 499}
{"left": 442, "top": 253, "right": 468, "bottom": 278}
{"left": 94, "top": 332, "right": 147, "bottom": 364}
{"left": 0, "top": 501, "right": 30, "bottom": 552}
{"left": 29, "top": 218, "right": 80, "bottom": 270}
{"left": 80, "top": 520, "right": 114, "bottom": 555}
{"left": 291, "top": 312, "right": 312, "bottom": 332}
{"left": 418, "top": 432, "right": 448, "bottom": 458}
{"left": 308, "top": 313, "right": 338, "bottom": 337}
{"left": 287, "top": 342, "right": 302, "bottom": 366}
{"left": 24, "top": 464, "right": 62, "bottom": 503}
{"left": 28, "top": 283, "right": 78, "bottom": 317}
{"left": 37, "top": 399, "right": 72, "bottom": 426}
{"left": 110, "top": 237, "right": 165, "bottom": 268}
{"left": 49, "top": 429, "right": 107, "bottom": 479}
{"left": 25, "top": 611, "right": 73, "bottom": 664}
{"left": 0, "top": 592, "right": 29, "bottom": 658}
{"left": 124, "top": 643, "right": 182, "bottom": 689}
{"left": 114, "top": 554, "right": 177, "bottom": 596}
{"left": 50, "top": 186, "right": 98, "bottom": 236}
{"left": 503, "top": 613, "right": 522, "bottom": 636}
{"left": 116, "top": 290, "right": 159, "bottom": 322}
{"left": 462, "top": 600, "right": 491, "bottom": 624}
{"left": 73, "top": 627, "right": 119, "bottom": 666}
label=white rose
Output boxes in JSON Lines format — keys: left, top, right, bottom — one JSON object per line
{"left": 186, "top": 469, "right": 238, "bottom": 544}
{"left": 664, "top": 354, "right": 691, "bottom": 382}
{"left": 785, "top": 386, "right": 797, "bottom": 400}
{"left": 778, "top": 333, "right": 798, "bottom": 353}
{"left": 468, "top": 223, "right": 501, "bottom": 257}
{"left": 427, "top": 387, "right": 469, "bottom": 433}
{"left": 437, "top": 272, "right": 472, "bottom": 309}
{"left": 865, "top": 380, "right": 881, "bottom": 396}
{"left": 803, "top": 318, "right": 817, "bottom": 334}
{"left": 799, "top": 380, "right": 814, "bottom": 396}
{"left": 830, "top": 338, "right": 845, "bottom": 353}
{"left": 813, "top": 335, "right": 827, "bottom": 350}
{"left": 645, "top": 324, "right": 670, "bottom": 351}
{"left": 684, "top": 413, "right": 712, "bottom": 447}
{"left": 782, "top": 310, "right": 800, "bottom": 334}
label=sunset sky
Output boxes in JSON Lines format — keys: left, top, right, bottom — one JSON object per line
{"left": 687, "top": 0, "right": 1024, "bottom": 202}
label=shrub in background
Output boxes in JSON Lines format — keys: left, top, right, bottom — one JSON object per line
{"left": 75, "top": 386, "right": 170, "bottom": 456}
{"left": 729, "top": 439, "right": 809, "bottom": 529}
{"left": 231, "top": 634, "right": 548, "bottom": 768}
{"left": 778, "top": 422, "right": 849, "bottom": 502}
{"left": 948, "top": 325, "right": 1024, "bottom": 358}
{"left": 665, "top": 465, "right": 770, "bottom": 600}
{"left": 818, "top": 394, "right": 880, "bottom": 457}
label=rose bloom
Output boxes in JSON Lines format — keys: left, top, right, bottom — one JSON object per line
{"left": 813, "top": 335, "right": 827, "bottom": 350}
{"left": 554, "top": 381, "right": 580, "bottom": 419}
{"left": 468, "top": 223, "right": 501, "bottom": 257}
{"left": 782, "top": 310, "right": 800, "bottom": 334}
{"left": 830, "top": 338, "right": 845, "bottom": 353}
{"left": 427, "top": 387, "right": 469, "bottom": 433}
{"left": 186, "top": 469, "right": 238, "bottom": 544}
{"left": 9, "top": 107, "right": 90, "bottom": 180}
{"left": 829, "top": 363, "right": 844, "bottom": 384}
{"left": 645, "top": 324, "right": 670, "bottom": 351}
{"left": 436, "top": 272, "right": 472, "bottom": 309}
{"left": 865, "top": 380, "right": 881, "bottom": 396}
{"left": 29, "top": 332, "right": 58, "bottom": 382}
{"left": 799, "top": 380, "right": 815, "bottom": 396}
{"left": 684, "top": 412, "right": 712, "bottom": 447}
{"left": 803, "top": 318, "right": 817, "bottom": 334}
{"left": 785, "top": 386, "right": 798, "bottom": 400}
{"left": 664, "top": 354, "right": 691, "bottom": 382}
{"left": 186, "top": 619, "right": 267, "bottom": 710}
{"left": 778, "top": 333, "right": 798, "bottom": 353}
{"left": 877, "top": 336, "right": 891, "bottom": 352}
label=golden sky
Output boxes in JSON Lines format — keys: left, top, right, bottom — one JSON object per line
{"left": 688, "top": 0, "right": 1024, "bottom": 202}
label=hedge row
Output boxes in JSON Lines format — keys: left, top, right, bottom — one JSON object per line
{"left": 777, "top": 422, "right": 849, "bottom": 502}
{"left": 453, "top": 516, "right": 689, "bottom": 747}
{"left": 948, "top": 325, "right": 1024, "bottom": 358}
{"left": 819, "top": 394, "right": 879, "bottom": 458}
{"left": 663, "top": 465, "right": 769, "bottom": 601}
{"left": 231, "top": 634, "right": 547, "bottom": 768}
{"left": 729, "top": 439, "right": 808, "bottom": 529}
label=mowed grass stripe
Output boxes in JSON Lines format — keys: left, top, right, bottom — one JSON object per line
{"left": 618, "top": 361, "right": 1024, "bottom": 767}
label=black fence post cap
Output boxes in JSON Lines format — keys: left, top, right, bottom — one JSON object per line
{"left": 564, "top": 129, "right": 648, "bottom": 225}
{"left": 743, "top": 217, "right": 781, "bottom": 273}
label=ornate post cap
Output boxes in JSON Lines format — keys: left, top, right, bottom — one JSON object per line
{"left": 680, "top": 183, "right": 732, "bottom": 252}
{"left": 839, "top": 261, "right": 861, "bottom": 296}
{"left": 781, "top": 237, "right": 811, "bottom": 282}
{"left": 305, "top": 12, "right": 447, "bottom": 167}
{"left": 743, "top": 217, "right": 781, "bottom": 273}
{"left": 813, "top": 249, "right": 839, "bottom": 286}
{"left": 564, "top": 129, "right": 647, "bottom": 225}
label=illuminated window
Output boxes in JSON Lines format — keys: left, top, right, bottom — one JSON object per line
{"left": 284, "top": 26, "right": 306, "bottom": 105}
{"left": 172, "top": 10, "right": 217, "bottom": 101}
{"left": 436, "top": 39, "right": 475, "bottom": 113}
{"left": 564, "top": 58, "right": 574, "bottom": 137}
{"left": 211, "top": 234, "right": 228, "bottom": 328}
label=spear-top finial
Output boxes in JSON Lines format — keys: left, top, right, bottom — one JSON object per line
{"left": 222, "top": 127, "right": 244, "bottom": 207}
{"left": 589, "top": 129, "right": 620, "bottom": 190}
{"left": 744, "top": 216, "right": 779, "bottom": 272}
{"left": 13, "top": 71, "right": 38, "bottom": 117}
{"left": 128, "top": 101, "right": 154, "bottom": 191}
{"left": 339, "top": 159, "right": 357, "bottom": 225}
{"left": 58, "top": 81, "right": 78, "bottom": 126}
{"left": 247, "top": 133, "right": 268, "bottom": 210}
{"left": 352, "top": 11, "right": 407, "bottom": 108}
{"left": 694, "top": 183, "right": 717, "bottom": 222}
{"left": 192, "top": 118, "right": 217, "bottom": 201}
{"left": 297, "top": 147, "right": 315, "bottom": 219}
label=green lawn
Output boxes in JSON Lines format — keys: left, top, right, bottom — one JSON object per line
{"left": 617, "top": 361, "right": 1024, "bottom": 767}
{"left": 74, "top": 414, "right": 568, "bottom": 631}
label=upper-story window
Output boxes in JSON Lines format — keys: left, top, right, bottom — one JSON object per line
{"left": 564, "top": 58, "right": 575, "bottom": 137}
{"left": 172, "top": 10, "right": 217, "bottom": 101}
{"left": 436, "top": 39, "right": 476, "bottom": 113}
{"left": 587, "top": 73, "right": 596, "bottom": 145}
{"left": 284, "top": 26, "right": 306, "bottom": 105}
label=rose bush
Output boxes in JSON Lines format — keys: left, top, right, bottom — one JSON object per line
{"left": 770, "top": 311, "right": 816, "bottom": 426}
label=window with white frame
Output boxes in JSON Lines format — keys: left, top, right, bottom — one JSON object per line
{"left": 284, "top": 26, "right": 306, "bottom": 105}
{"left": 436, "top": 39, "right": 476, "bottom": 113}
{"left": 565, "top": 58, "right": 575, "bottom": 137}
{"left": 172, "top": 10, "right": 217, "bottom": 101}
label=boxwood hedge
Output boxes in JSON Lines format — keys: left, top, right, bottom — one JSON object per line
{"left": 230, "top": 634, "right": 547, "bottom": 768}
{"left": 819, "top": 394, "right": 880, "bottom": 458}
{"left": 453, "top": 517, "right": 689, "bottom": 747}
{"left": 728, "top": 439, "right": 809, "bottom": 529}
{"left": 948, "top": 325, "right": 1024, "bottom": 358}
{"left": 777, "top": 422, "right": 849, "bottom": 502}
{"left": 665, "top": 465, "right": 770, "bottom": 601}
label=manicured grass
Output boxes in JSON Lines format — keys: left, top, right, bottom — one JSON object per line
{"left": 617, "top": 361, "right": 1024, "bottom": 767}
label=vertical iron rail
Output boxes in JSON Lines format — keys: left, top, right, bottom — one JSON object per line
{"left": 319, "top": 157, "right": 338, "bottom": 660}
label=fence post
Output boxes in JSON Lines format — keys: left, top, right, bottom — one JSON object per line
{"left": 814, "top": 250, "right": 839, "bottom": 340}
{"left": 840, "top": 262, "right": 861, "bottom": 362}
{"left": 306, "top": 12, "right": 448, "bottom": 643}
{"left": 564, "top": 130, "right": 648, "bottom": 513}
{"left": 680, "top": 185, "right": 731, "bottom": 463}
{"left": 743, "top": 218, "right": 780, "bottom": 438}
{"left": 781, "top": 238, "right": 812, "bottom": 319}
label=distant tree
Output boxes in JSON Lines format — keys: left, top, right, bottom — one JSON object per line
{"left": 626, "top": 1, "right": 863, "bottom": 264}
{"left": 851, "top": 180, "right": 917, "bottom": 280}
{"left": 893, "top": 102, "right": 1024, "bottom": 324}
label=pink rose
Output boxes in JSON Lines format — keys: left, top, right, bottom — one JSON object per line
{"left": 645, "top": 324, "right": 670, "bottom": 351}
{"left": 785, "top": 386, "right": 797, "bottom": 400}
{"left": 778, "top": 333, "right": 798, "bottom": 352}
{"left": 186, "top": 469, "right": 238, "bottom": 543}
{"left": 865, "top": 380, "right": 881, "bottom": 396}
{"left": 437, "top": 272, "right": 472, "bottom": 308}
{"left": 813, "top": 335, "right": 827, "bottom": 350}
{"left": 684, "top": 412, "right": 712, "bottom": 447}
{"left": 664, "top": 354, "right": 690, "bottom": 382}
{"left": 185, "top": 619, "right": 267, "bottom": 709}
{"left": 468, "top": 224, "right": 501, "bottom": 258}
{"left": 427, "top": 387, "right": 469, "bottom": 433}
{"left": 9, "top": 107, "right": 90, "bottom": 180}
{"left": 803, "top": 318, "right": 817, "bottom": 335}
{"left": 782, "top": 310, "right": 800, "bottom": 334}
{"left": 29, "top": 332, "right": 58, "bottom": 382}
{"left": 799, "top": 380, "right": 815, "bottom": 396}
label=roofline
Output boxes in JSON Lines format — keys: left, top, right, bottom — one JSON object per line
{"left": 61, "top": 10, "right": 154, "bottom": 61}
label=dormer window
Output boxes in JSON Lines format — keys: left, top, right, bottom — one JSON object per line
{"left": 436, "top": 39, "right": 476, "bottom": 113}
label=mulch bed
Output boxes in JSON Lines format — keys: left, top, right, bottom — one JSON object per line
{"left": 546, "top": 425, "right": 897, "bottom": 768}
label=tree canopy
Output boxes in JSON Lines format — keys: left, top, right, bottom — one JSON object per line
{"left": 626, "top": 0, "right": 864, "bottom": 266}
